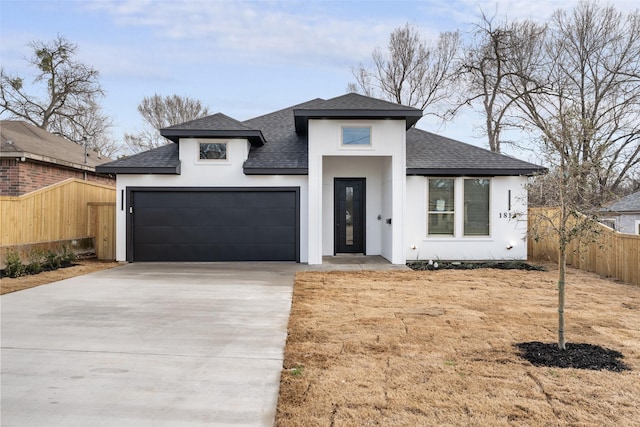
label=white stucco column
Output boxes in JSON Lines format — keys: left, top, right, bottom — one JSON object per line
{"left": 391, "top": 138, "right": 406, "bottom": 264}
{"left": 307, "top": 154, "right": 323, "bottom": 264}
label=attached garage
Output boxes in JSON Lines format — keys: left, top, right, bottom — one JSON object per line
{"left": 126, "top": 187, "right": 299, "bottom": 262}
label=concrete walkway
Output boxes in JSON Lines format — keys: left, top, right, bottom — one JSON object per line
{"left": 1, "top": 263, "right": 301, "bottom": 427}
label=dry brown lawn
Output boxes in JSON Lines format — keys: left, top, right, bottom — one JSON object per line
{"left": 277, "top": 266, "right": 640, "bottom": 426}
{"left": 0, "top": 259, "right": 121, "bottom": 295}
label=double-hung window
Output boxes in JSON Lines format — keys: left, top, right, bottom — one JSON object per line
{"left": 463, "top": 178, "right": 490, "bottom": 236}
{"left": 427, "top": 178, "right": 455, "bottom": 235}
{"left": 427, "top": 178, "right": 491, "bottom": 237}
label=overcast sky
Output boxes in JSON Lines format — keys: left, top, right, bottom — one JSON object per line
{"left": 1, "top": 0, "right": 638, "bottom": 156}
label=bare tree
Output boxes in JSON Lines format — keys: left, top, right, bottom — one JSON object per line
{"left": 0, "top": 35, "right": 114, "bottom": 153}
{"left": 514, "top": 2, "right": 640, "bottom": 204}
{"left": 125, "top": 94, "right": 210, "bottom": 152}
{"left": 522, "top": 2, "right": 640, "bottom": 350}
{"left": 349, "top": 23, "right": 461, "bottom": 116}
{"left": 459, "top": 13, "right": 547, "bottom": 152}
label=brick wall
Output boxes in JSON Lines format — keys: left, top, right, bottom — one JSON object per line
{"left": 0, "top": 159, "right": 115, "bottom": 196}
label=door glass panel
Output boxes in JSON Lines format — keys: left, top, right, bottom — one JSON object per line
{"left": 346, "top": 186, "right": 353, "bottom": 246}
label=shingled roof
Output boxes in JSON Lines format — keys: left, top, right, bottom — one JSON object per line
{"left": 97, "top": 143, "right": 180, "bottom": 174}
{"left": 161, "top": 113, "right": 265, "bottom": 146}
{"left": 601, "top": 191, "right": 640, "bottom": 213}
{"left": 97, "top": 94, "right": 544, "bottom": 177}
{"left": 293, "top": 93, "right": 422, "bottom": 134}
{"left": 0, "top": 120, "right": 112, "bottom": 171}
{"left": 406, "top": 128, "right": 545, "bottom": 176}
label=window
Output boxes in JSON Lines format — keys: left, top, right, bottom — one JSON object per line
{"left": 342, "top": 127, "right": 371, "bottom": 146}
{"left": 464, "top": 179, "right": 490, "bottom": 236}
{"left": 600, "top": 219, "right": 616, "bottom": 230}
{"left": 199, "top": 142, "right": 227, "bottom": 160}
{"left": 428, "top": 178, "right": 455, "bottom": 235}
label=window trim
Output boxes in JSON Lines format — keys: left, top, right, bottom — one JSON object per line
{"left": 341, "top": 126, "right": 372, "bottom": 147}
{"left": 198, "top": 141, "right": 228, "bottom": 162}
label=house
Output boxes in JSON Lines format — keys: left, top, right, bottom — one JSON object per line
{"left": 0, "top": 120, "right": 114, "bottom": 196}
{"left": 599, "top": 191, "right": 640, "bottom": 235}
{"left": 97, "top": 93, "right": 544, "bottom": 265}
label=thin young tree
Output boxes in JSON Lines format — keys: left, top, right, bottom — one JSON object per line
{"left": 124, "top": 94, "right": 210, "bottom": 152}
{"left": 519, "top": 2, "right": 640, "bottom": 349}
{"left": 348, "top": 23, "right": 461, "bottom": 117}
{"left": 0, "top": 35, "right": 114, "bottom": 152}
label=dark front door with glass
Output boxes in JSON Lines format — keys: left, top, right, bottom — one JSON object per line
{"left": 334, "top": 178, "right": 365, "bottom": 254}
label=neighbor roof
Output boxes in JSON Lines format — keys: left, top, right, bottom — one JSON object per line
{"left": 160, "top": 113, "right": 266, "bottom": 146}
{"left": 96, "top": 94, "right": 544, "bottom": 177}
{"left": 601, "top": 191, "right": 640, "bottom": 213}
{"left": 0, "top": 120, "right": 112, "bottom": 171}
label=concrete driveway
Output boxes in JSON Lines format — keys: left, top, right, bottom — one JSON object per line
{"left": 1, "top": 263, "right": 301, "bottom": 427}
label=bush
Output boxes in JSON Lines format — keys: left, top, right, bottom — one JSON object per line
{"left": 44, "top": 249, "right": 62, "bottom": 270}
{"left": 59, "top": 245, "right": 76, "bottom": 266}
{"left": 4, "top": 250, "right": 26, "bottom": 278}
{"left": 26, "top": 248, "right": 45, "bottom": 275}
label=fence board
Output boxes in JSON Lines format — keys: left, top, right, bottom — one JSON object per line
{"left": 88, "top": 203, "right": 116, "bottom": 260}
{"left": 0, "top": 179, "right": 116, "bottom": 248}
{"left": 528, "top": 207, "right": 640, "bottom": 286}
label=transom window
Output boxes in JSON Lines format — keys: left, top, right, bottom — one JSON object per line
{"left": 199, "top": 142, "right": 227, "bottom": 160}
{"left": 342, "top": 127, "right": 371, "bottom": 146}
{"left": 428, "top": 178, "right": 455, "bottom": 235}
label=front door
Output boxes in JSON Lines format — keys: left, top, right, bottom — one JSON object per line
{"left": 335, "top": 178, "right": 365, "bottom": 254}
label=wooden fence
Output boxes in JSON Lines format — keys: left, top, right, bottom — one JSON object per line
{"left": 528, "top": 207, "right": 640, "bottom": 286}
{"left": 0, "top": 179, "right": 116, "bottom": 260}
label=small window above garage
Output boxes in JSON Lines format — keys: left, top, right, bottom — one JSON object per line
{"left": 199, "top": 142, "right": 227, "bottom": 160}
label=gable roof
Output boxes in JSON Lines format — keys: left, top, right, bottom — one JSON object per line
{"left": 0, "top": 120, "right": 112, "bottom": 171}
{"left": 96, "top": 143, "right": 180, "bottom": 175}
{"left": 160, "top": 113, "right": 266, "bottom": 146}
{"left": 293, "top": 93, "right": 423, "bottom": 134}
{"left": 601, "top": 191, "right": 640, "bottom": 213}
{"left": 406, "top": 128, "right": 545, "bottom": 176}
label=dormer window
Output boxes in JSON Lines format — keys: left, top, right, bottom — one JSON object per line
{"left": 199, "top": 142, "right": 227, "bottom": 160}
{"left": 342, "top": 127, "right": 371, "bottom": 146}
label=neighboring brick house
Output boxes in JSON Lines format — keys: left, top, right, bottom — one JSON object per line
{"left": 0, "top": 120, "right": 115, "bottom": 196}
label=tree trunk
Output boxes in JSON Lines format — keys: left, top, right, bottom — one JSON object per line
{"left": 557, "top": 245, "right": 567, "bottom": 350}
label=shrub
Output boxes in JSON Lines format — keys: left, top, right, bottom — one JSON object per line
{"left": 4, "top": 250, "right": 26, "bottom": 278}
{"left": 59, "top": 245, "right": 76, "bottom": 267}
{"left": 26, "top": 248, "right": 45, "bottom": 275}
{"left": 44, "top": 249, "right": 62, "bottom": 270}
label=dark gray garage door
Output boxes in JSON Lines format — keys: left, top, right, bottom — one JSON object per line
{"left": 128, "top": 188, "right": 299, "bottom": 262}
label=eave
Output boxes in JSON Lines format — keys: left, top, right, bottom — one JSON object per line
{"left": 160, "top": 129, "right": 266, "bottom": 146}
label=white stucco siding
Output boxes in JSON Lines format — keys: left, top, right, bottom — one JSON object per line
{"left": 113, "top": 138, "right": 308, "bottom": 262}
{"left": 307, "top": 119, "right": 407, "bottom": 264}
{"left": 405, "top": 175, "right": 529, "bottom": 261}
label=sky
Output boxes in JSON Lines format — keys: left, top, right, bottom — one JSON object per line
{"left": 1, "top": 0, "right": 638, "bottom": 157}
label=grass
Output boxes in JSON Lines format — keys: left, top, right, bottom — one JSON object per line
{"left": 276, "top": 266, "right": 640, "bottom": 426}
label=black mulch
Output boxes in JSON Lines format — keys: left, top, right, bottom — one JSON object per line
{"left": 515, "top": 341, "right": 631, "bottom": 372}
{"left": 407, "top": 260, "right": 546, "bottom": 271}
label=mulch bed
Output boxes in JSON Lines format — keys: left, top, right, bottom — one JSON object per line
{"left": 515, "top": 341, "right": 631, "bottom": 372}
{"left": 407, "top": 260, "right": 546, "bottom": 271}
